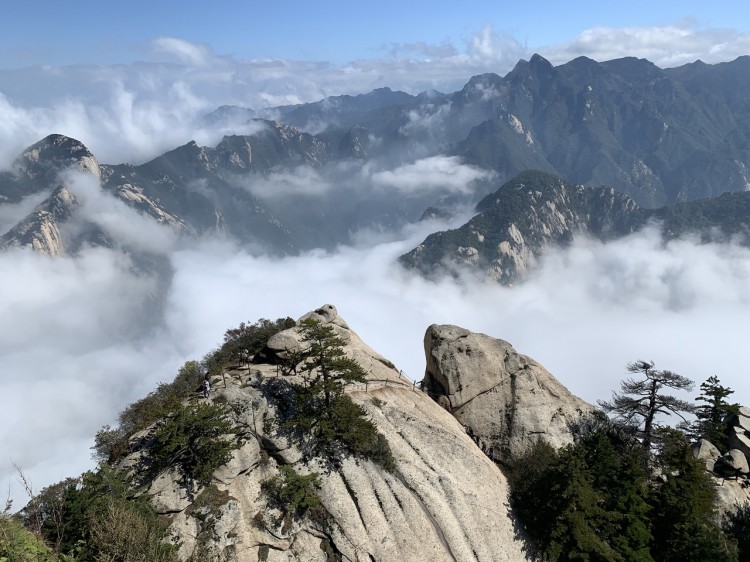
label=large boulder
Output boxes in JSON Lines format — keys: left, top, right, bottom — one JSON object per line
{"left": 729, "top": 426, "right": 750, "bottom": 459}
{"left": 715, "top": 449, "right": 749, "bottom": 477}
{"left": 693, "top": 439, "right": 721, "bottom": 471}
{"left": 728, "top": 407, "right": 750, "bottom": 433}
{"left": 422, "top": 324, "right": 593, "bottom": 460}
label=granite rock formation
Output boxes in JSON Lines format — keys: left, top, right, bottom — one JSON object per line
{"left": 421, "top": 323, "right": 593, "bottom": 461}
{"left": 121, "top": 306, "right": 533, "bottom": 561}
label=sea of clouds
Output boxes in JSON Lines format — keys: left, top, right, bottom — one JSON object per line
{"left": 3, "top": 203, "right": 750, "bottom": 507}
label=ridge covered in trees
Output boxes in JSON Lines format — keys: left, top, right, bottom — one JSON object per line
{"left": 2, "top": 314, "right": 393, "bottom": 560}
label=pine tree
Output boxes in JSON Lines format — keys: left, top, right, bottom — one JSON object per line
{"left": 598, "top": 360, "right": 694, "bottom": 453}
{"left": 689, "top": 376, "right": 739, "bottom": 453}
{"left": 508, "top": 418, "right": 653, "bottom": 561}
{"left": 296, "top": 318, "right": 367, "bottom": 409}
{"left": 649, "top": 428, "right": 736, "bottom": 562}
{"left": 277, "top": 318, "right": 394, "bottom": 470}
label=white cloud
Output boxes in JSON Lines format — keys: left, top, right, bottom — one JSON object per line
{"left": 369, "top": 155, "right": 494, "bottom": 194}
{"left": 0, "top": 22, "right": 747, "bottom": 169}
{"left": 3, "top": 222, "right": 750, "bottom": 509}
{"left": 152, "top": 37, "right": 215, "bottom": 67}
{"left": 0, "top": 189, "right": 50, "bottom": 234}
{"left": 542, "top": 22, "right": 750, "bottom": 67}
{"left": 63, "top": 171, "right": 178, "bottom": 254}
{"left": 243, "top": 166, "right": 334, "bottom": 198}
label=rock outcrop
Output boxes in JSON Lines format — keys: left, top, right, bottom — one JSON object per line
{"left": 0, "top": 134, "right": 101, "bottom": 205}
{"left": 693, "top": 439, "right": 721, "bottom": 472}
{"left": 728, "top": 407, "right": 750, "bottom": 459}
{"left": 1, "top": 185, "right": 79, "bottom": 255}
{"left": 0, "top": 134, "right": 106, "bottom": 255}
{"left": 399, "top": 170, "right": 643, "bottom": 284}
{"left": 421, "top": 323, "right": 593, "bottom": 461}
{"left": 123, "top": 306, "right": 532, "bottom": 561}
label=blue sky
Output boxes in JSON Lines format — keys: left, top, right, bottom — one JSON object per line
{"left": 2, "top": 0, "right": 749, "bottom": 67}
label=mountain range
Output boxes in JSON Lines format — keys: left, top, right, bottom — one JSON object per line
{"left": 400, "top": 169, "right": 750, "bottom": 284}
{"left": 2, "top": 54, "right": 750, "bottom": 280}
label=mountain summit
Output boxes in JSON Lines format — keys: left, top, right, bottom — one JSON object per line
{"left": 106, "top": 304, "right": 596, "bottom": 560}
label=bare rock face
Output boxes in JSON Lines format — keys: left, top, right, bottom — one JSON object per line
{"left": 693, "top": 439, "right": 721, "bottom": 471}
{"left": 422, "top": 324, "right": 593, "bottom": 460}
{"left": 716, "top": 449, "right": 750, "bottom": 476}
{"left": 698, "top": 410, "right": 750, "bottom": 518}
{"left": 125, "top": 306, "right": 531, "bottom": 561}
{"left": 266, "top": 304, "right": 397, "bottom": 379}
{"left": 15, "top": 133, "right": 101, "bottom": 188}
{"left": 1, "top": 185, "right": 78, "bottom": 255}
{"left": 729, "top": 426, "right": 750, "bottom": 459}
{"left": 1, "top": 135, "right": 105, "bottom": 255}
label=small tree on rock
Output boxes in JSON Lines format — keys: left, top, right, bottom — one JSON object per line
{"left": 688, "top": 376, "right": 739, "bottom": 453}
{"left": 297, "top": 318, "right": 367, "bottom": 406}
{"left": 275, "top": 318, "right": 394, "bottom": 471}
{"left": 598, "top": 360, "right": 695, "bottom": 453}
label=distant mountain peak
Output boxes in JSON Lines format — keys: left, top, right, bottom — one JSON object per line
{"left": 529, "top": 53, "right": 552, "bottom": 68}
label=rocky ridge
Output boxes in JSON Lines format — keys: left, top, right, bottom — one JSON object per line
{"left": 5, "top": 56, "right": 750, "bottom": 260}
{"left": 400, "top": 169, "right": 750, "bottom": 285}
{"left": 125, "top": 305, "right": 534, "bottom": 561}
{"left": 400, "top": 170, "right": 643, "bottom": 284}
{"left": 0, "top": 135, "right": 107, "bottom": 255}
{"left": 693, "top": 407, "right": 750, "bottom": 517}
{"left": 418, "top": 320, "right": 750, "bottom": 520}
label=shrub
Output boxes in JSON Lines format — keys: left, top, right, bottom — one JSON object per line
{"left": 146, "top": 401, "right": 241, "bottom": 486}
{"left": 269, "top": 319, "right": 395, "bottom": 472}
{"left": 93, "top": 360, "right": 207, "bottom": 463}
{"left": 206, "top": 317, "right": 296, "bottom": 373}
{"left": 0, "top": 514, "right": 57, "bottom": 562}
{"left": 27, "top": 467, "right": 178, "bottom": 561}
{"left": 261, "top": 466, "right": 322, "bottom": 520}
{"left": 723, "top": 503, "right": 750, "bottom": 560}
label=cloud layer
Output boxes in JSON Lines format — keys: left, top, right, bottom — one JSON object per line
{"left": 3, "top": 219, "right": 750, "bottom": 508}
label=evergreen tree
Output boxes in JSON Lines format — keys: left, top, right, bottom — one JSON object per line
{"left": 147, "top": 401, "right": 241, "bottom": 486}
{"left": 598, "top": 360, "right": 694, "bottom": 453}
{"left": 649, "top": 428, "right": 736, "bottom": 562}
{"left": 508, "top": 417, "right": 653, "bottom": 561}
{"left": 276, "top": 318, "right": 394, "bottom": 470}
{"left": 297, "top": 317, "right": 368, "bottom": 407}
{"left": 689, "top": 376, "right": 739, "bottom": 453}
{"left": 724, "top": 502, "right": 750, "bottom": 561}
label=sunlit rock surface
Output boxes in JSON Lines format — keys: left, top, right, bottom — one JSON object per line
{"left": 422, "top": 323, "right": 593, "bottom": 461}
{"left": 122, "top": 305, "right": 532, "bottom": 561}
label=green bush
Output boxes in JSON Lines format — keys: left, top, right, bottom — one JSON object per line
{"left": 93, "top": 360, "right": 207, "bottom": 463}
{"left": 0, "top": 514, "right": 57, "bottom": 562}
{"left": 24, "top": 467, "right": 178, "bottom": 562}
{"left": 261, "top": 466, "right": 322, "bottom": 520}
{"left": 146, "top": 401, "right": 241, "bottom": 486}
{"left": 723, "top": 503, "right": 750, "bottom": 561}
{"left": 93, "top": 316, "right": 294, "bottom": 464}
{"left": 207, "top": 317, "right": 296, "bottom": 373}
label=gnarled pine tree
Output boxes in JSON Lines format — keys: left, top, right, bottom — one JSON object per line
{"left": 598, "top": 360, "right": 694, "bottom": 453}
